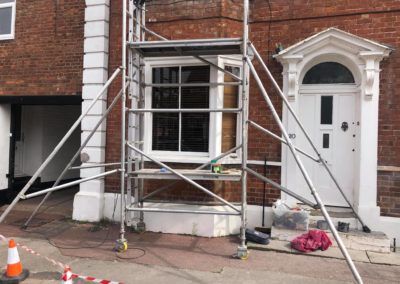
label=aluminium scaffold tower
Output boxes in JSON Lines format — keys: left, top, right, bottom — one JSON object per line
{"left": 0, "top": 1, "right": 368, "bottom": 283}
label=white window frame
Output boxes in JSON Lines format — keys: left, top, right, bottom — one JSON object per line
{"left": 143, "top": 55, "right": 242, "bottom": 163}
{"left": 0, "top": 0, "right": 16, "bottom": 41}
{"left": 217, "top": 55, "right": 243, "bottom": 164}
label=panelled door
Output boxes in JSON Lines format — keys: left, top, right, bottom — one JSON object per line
{"left": 295, "top": 91, "right": 356, "bottom": 206}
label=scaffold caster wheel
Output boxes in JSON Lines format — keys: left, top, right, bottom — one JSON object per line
{"left": 236, "top": 246, "right": 249, "bottom": 260}
{"left": 113, "top": 239, "right": 128, "bottom": 252}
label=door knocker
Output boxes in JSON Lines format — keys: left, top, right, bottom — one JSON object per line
{"left": 341, "top": 121, "right": 349, "bottom": 132}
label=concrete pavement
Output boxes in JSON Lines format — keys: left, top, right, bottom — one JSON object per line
{"left": 0, "top": 189, "right": 399, "bottom": 283}
{"left": 0, "top": 236, "right": 349, "bottom": 284}
{"left": 1, "top": 234, "right": 399, "bottom": 284}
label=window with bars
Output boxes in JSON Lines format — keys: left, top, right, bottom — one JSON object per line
{"left": 151, "top": 65, "right": 210, "bottom": 153}
{"left": 0, "top": 0, "right": 16, "bottom": 40}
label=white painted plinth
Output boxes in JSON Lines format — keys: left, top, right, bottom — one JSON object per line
{"left": 73, "top": 191, "right": 400, "bottom": 244}
{"left": 103, "top": 193, "right": 273, "bottom": 237}
{"left": 73, "top": 191, "right": 104, "bottom": 222}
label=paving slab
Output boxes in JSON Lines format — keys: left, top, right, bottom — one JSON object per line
{"left": 367, "top": 251, "right": 400, "bottom": 266}
{"left": 271, "top": 227, "right": 391, "bottom": 253}
{"left": 248, "top": 240, "right": 371, "bottom": 263}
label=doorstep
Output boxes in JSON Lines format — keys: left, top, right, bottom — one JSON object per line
{"left": 270, "top": 207, "right": 391, "bottom": 253}
{"left": 271, "top": 226, "right": 391, "bottom": 253}
{"left": 248, "top": 240, "right": 400, "bottom": 266}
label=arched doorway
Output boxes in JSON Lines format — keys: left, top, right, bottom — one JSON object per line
{"left": 275, "top": 28, "right": 391, "bottom": 226}
{"left": 296, "top": 62, "right": 357, "bottom": 206}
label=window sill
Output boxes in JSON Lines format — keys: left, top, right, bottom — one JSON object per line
{"left": 0, "top": 35, "right": 14, "bottom": 41}
{"left": 143, "top": 153, "right": 212, "bottom": 164}
{"left": 142, "top": 153, "right": 246, "bottom": 165}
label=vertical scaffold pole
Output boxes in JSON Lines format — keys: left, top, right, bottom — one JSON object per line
{"left": 246, "top": 59, "right": 364, "bottom": 284}
{"left": 119, "top": 0, "right": 128, "bottom": 244}
{"left": 126, "top": 0, "right": 135, "bottom": 228}
{"left": 138, "top": 2, "right": 146, "bottom": 230}
{"left": 237, "top": 0, "right": 250, "bottom": 259}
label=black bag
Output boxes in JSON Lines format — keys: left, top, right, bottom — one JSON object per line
{"left": 245, "top": 228, "right": 270, "bottom": 245}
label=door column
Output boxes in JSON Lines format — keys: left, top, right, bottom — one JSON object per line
{"left": 355, "top": 52, "right": 386, "bottom": 224}
{"left": 73, "top": 0, "right": 110, "bottom": 222}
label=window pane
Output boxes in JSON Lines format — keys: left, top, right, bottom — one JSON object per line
{"left": 321, "top": 96, "right": 333, "bottom": 125}
{"left": 225, "top": 65, "right": 241, "bottom": 77}
{"left": 181, "top": 66, "right": 210, "bottom": 83}
{"left": 0, "top": 7, "right": 12, "bottom": 35}
{"left": 181, "top": 113, "right": 209, "bottom": 152}
{"left": 181, "top": 87, "right": 209, "bottom": 108}
{"left": 323, "top": 133, "right": 330, "bottom": 149}
{"left": 152, "top": 67, "right": 179, "bottom": 84}
{"left": 152, "top": 87, "right": 179, "bottom": 109}
{"left": 303, "top": 62, "right": 355, "bottom": 84}
{"left": 151, "top": 65, "right": 211, "bottom": 154}
{"left": 152, "top": 113, "right": 179, "bottom": 151}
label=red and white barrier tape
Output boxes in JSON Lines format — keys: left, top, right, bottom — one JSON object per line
{"left": 20, "top": 244, "right": 65, "bottom": 269}
{"left": 0, "top": 234, "right": 124, "bottom": 284}
{"left": 72, "top": 273, "right": 123, "bottom": 284}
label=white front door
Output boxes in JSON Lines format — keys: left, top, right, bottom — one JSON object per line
{"left": 295, "top": 91, "right": 357, "bottom": 206}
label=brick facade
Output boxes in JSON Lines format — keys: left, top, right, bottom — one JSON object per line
{"left": 106, "top": 0, "right": 400, "bottom": 217}
{"left": 377, "top": 171, "right": 400, "bottom": 217}
{"left": 0, "top": 0, "right": 85, "bottom": 97}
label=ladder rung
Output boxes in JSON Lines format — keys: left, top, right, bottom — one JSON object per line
{"left": 126, "top": 206, "right": 241, "bottom": 216}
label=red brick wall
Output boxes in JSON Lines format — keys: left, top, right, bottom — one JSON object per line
{"left": 106, "top": 0, "right": 400, "bottom": 214}
{"left": 105, "top": 0, "right": 124, "bottom": 193}
{"left": 248, "top": 0, "right": 400, "bottom": 216}
{"left": 0, "top": 0, "right": 84, "bottom": 96}
{"left": 377, "top": 171, "right": 400, "bottom": 217}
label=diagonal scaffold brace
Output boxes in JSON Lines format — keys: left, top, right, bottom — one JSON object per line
{"left": 0, "top": 67, "right": 122, "bottom": 226}
{"left": 246, "top": 55, "right": 364, "bottom": 283}
{"left": 248, "top": 42, "right": 371, "bottom": 234}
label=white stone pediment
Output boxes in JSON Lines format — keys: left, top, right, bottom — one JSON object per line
{"left": 275, "top": 28, "right": 392, "bottom": 60}
{"left": 274, "top": 28, "right": 392, "bottom": 101}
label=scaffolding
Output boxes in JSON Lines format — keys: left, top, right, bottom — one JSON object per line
{"left": 0, "top": 1, "right": 368, "bottom": 283}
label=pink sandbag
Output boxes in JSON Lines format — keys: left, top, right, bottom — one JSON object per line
{"left": 291, "top": 229, "right": 332, "bottom": 253}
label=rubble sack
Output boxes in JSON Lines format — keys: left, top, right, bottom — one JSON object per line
{"left": 272, "top": 200, "right": 309, "bottom": 231}
{"left": 291, "top": 229, "right": 332, "bottom": 252}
